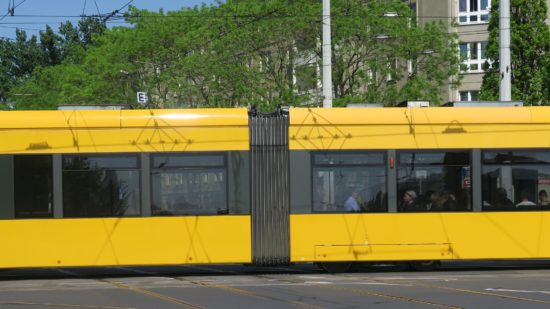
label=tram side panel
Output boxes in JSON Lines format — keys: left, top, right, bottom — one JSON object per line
{"left": 288, "top": 107, "right": 550, "bottom": 263}
{"left": 0, "top": 109, "right": 252, "bottom": 268}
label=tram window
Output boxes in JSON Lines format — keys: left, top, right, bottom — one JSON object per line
{"left": 63, "top": 155, "right": 141, "bottom": 217}
{"left": 312, "top": 151, "right": 387, "bottom": 213}
{"left": 484, "top": 151, "right": 550, "bottom": 164}
{"left": 151, "top": 153, "right": 228, "bottom": 216}
{"left": 14, "top": 155, "right": 53, "bottom": 218}
{"left": 482, "top": 150, "right": 550, "bottom": 211}
{"left": 227, "top": 152, "right": 250, "bottom": 215}
{"left": 397, "top": 151, "right": 472, "bottom": 212}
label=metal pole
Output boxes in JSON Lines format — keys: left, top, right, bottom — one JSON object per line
{"left": 322, "top": 0, "right": 333, "bottom": 108}
{"left": 499, "top": 0, "right": 511, "bottom": 101}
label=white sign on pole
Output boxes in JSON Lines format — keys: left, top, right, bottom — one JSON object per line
{"left": 137, "top": 92, "right": 148, "bottom": 104}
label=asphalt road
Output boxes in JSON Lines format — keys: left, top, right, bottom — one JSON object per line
{"left": 0, "top": 261, "right": 550, "bottom": 308}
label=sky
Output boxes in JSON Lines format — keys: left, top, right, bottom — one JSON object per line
{"left": 0, "top": 0, "right": 220, "bottom": 40}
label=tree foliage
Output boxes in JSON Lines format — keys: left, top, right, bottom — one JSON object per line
{"left": 7, "top": 0, "right": 460, "bottom": 110}
{"left": 0, "top": 17, "right": 105, "bottom": 106}
{"left": 480, "top": 0, "right": 550, "bottom": 105}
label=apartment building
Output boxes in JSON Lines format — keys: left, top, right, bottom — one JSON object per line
{"left": 414, "top": 0, "right": 550, "bottom": 102}
{"left": 292, "top": 0, "right": 550, "bottom": 105}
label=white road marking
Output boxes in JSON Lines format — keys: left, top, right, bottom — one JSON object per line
{"left": 356, "top": 282, "right": 405, "bottom": 286}
{"left": 299, "top": 276, "right": 332, "bottom": 280}
{"left": 373, "top": 277, "right": 459, "bottom": 281}
{"left": 485, "top": 288, "right": 550, "bottom": 294}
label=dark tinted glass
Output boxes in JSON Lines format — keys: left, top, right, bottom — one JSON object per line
{"left": 484, "top": 151, "right": 550, "bottom": 164}
{"left": 313, "top": 152, "right": 385, "bottom": 165}
{"left": 397, "top": 151, "right": 472, "bottom": 212}
{"left": 469, "top": 0, "right": 478, "bottom": 11}
{"left": 482, "top": 164, "right": 550, "bottom": 211}
{"left": 152, "top": 154, "right": 224, "bottom": 168}
{"left": 151, "top": 153, "right": 228, "bottom": 216}
{"left": 63, "top": 155, "right": 140, "bottom": 217}
{"left": 14, "top": 155, "right": 53, "bottom": 218}
{"left": 312, "top": 151, "right": 387, "bottom": 213}
{"left": 399, "top": 151, "right": 470, "bottom": 165}
{"left": 63, "top": 155, "right": 138, "bottom": 169}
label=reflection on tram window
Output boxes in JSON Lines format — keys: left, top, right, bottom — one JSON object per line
{"left": 312, "top": 152, "right": 387, "bottom": 213}
{"left": 14, "top": 155, "right": 53, "bottom": 218}
{"left": 397, "top": 151, "right": 472, "bottom": 212}
{"left": 482, "top": 150, "right": 550, "bottom": 211}
{"left": 151, "top": 153, "right": 228, "bottom": 216}
{"left": 63, "top": 155, "right": 141, "bottom": 217}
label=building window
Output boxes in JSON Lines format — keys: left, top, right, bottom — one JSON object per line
{"left": 14, "top": 155, "right": 53, "bottom": 218}
{"left": 387, "top": 58, "right": 397, "bottom": 82}
{"left": 63, "top": 155, "right": 141, "bottom": 217}
{"left": 460, "top": 41, "right": 487, "bottom": 73}
{"left": 459, "top": 90, "right": 479, "bottom": 101}
{"left": 397, "top": 151, "right": 472, "bottom": 212}
{"left": 151, "top": 153, "right": 228, "bottom": 216}
{"left": 459, "top": 0, "right": 490, "bottom": 24}
{"left": 295, "top": 64, "right": 318, "bottom": 93}
{"left": 482, "top": 150, "right": 550, "bottom": 211}
{"left": 312, "top": 152, "right": 387, "bottom": 213}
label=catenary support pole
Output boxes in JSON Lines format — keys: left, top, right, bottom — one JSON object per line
{"left": 499, "top": 0, "right": 511, "bottom": 101}
{"left": 322, "top": 0, "right": 333, "bottom": 108}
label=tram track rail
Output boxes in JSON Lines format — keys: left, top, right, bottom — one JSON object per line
{"left": 2, "top": 265, "right": 550, "bottom": 308}
{"left": 185, "top": 265, "right": 464, "bottom": 309}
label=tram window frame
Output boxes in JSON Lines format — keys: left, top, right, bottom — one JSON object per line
{"left": 150, "top": 152, "right": 229, "bottom": 216}
{"left": 62, "top": 154, "right": 141, "bottom": 218}
{"left": 14, "top": 155, "right": 53, "bottom": 218}
{"left": 482, "top": 149, "right": 550, "bottom": 211}
{"left": 396, "top": 150, "right": 473, "bottom": 212}
{"left": 311, "top": 151, "right": 388, "bottom": 214}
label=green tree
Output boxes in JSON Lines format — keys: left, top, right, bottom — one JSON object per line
{"left": 40, "top": 25, "right": 63, "bottom": 66}
{"left": 0, "top": 30, "right": 43, "bottom": 103}
{"left": 480, "top": 0, "right": 550, "bottom": 105}
{"left": 328, "top": 0, "right": 460, "bottom": 105}
{"left": 11, "top": 0, "right": 461, "bottom": 110}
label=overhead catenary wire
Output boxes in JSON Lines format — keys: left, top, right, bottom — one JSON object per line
{"left": 81, "top": 0, "right": 87, "bottom": 16}
{"left": 0, "top": 0, "right": 27, "bottom": 22}
{"left": 92, "top": 0, "right": 101, "bottom": 16}
{"left": 101, "top": 0, "right": 134, "bottom": 22}
{"left": 0, "top": 13, "right": 520, "bottom": 19}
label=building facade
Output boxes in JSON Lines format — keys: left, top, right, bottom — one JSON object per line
{"left": 413, "top": 0, "right": 550, "bottom": 102}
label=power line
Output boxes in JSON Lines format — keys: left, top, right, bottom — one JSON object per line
{"left": 0, "top": 24, "right": 43, "bottom": 31}
{"left": 0, "top": 13, "right": 523, "bottom": 19}
{"left": 81, "top": 0, "right": 87, "bottom": 17}
{"left": 101, "top": 0, "right": 134, "bottom": 23}
{"left": 0, "top": 0, "right": 28, "bottom": 23}
{"left": 93, "top": 0, "right": 101, "bottom": 16}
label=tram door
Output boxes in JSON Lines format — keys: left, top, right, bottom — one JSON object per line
{"left": 249, "top": 108, "right": 290, "bottom": 266}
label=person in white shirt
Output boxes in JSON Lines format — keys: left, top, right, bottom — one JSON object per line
{"left": 516, "top": 189, "right": 536, "bottom": 207}
{"left": 344, "top": 192, "right": 361, "bottom": 212}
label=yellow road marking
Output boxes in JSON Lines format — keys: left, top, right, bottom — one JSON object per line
{"left": 191, "top": 281, "right": 326, "bottom": 309}
{"left": 412, "top": 282, "right": 550, "bottom": 305}
{"left": 109, "top": 281, "right": 204, "bottom": 309}
{"left": 0, "top": 300, "right": 134, "bottom": 309}
{"left": 318, "top": 284, "right": 463, "bottom": 309}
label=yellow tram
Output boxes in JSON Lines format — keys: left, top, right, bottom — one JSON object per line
{"left": 0, "top": 106, "right": 549, "bottom": 271}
